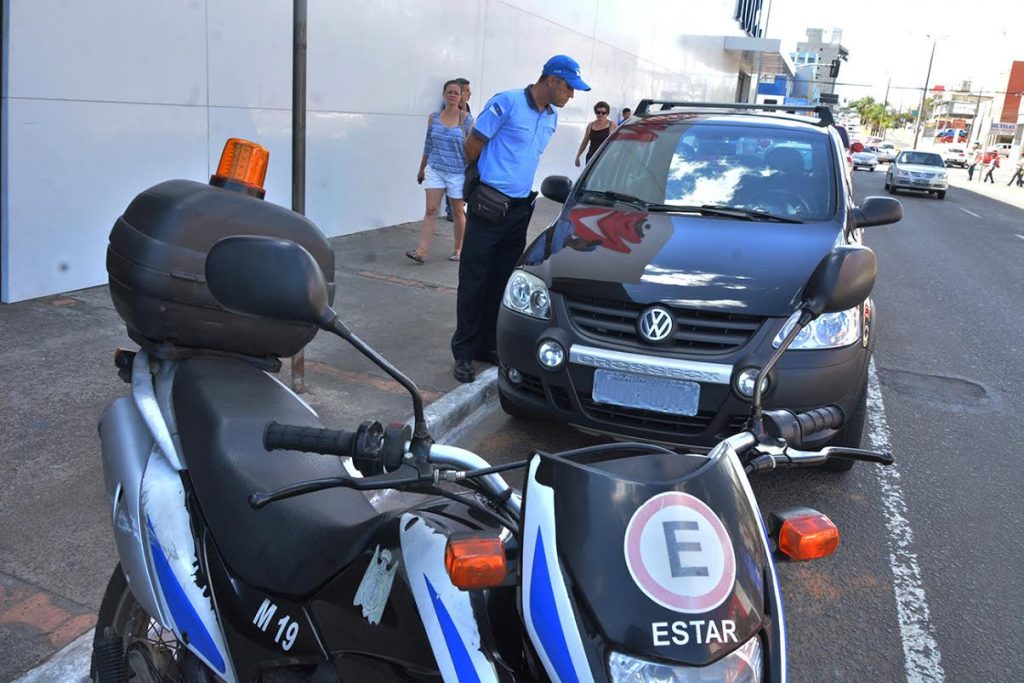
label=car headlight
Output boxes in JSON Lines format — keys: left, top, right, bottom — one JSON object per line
{"left": 502, "top": 270, "right": 551, "bottom": 320}
{"left": 895, "top": 169, "right": 910, "bottom": 178}
{"left": 608, "top": 636, "right": 762, "bottom": 682}
{"left": 772, "top": 307, "right": 861, "bottom": 350}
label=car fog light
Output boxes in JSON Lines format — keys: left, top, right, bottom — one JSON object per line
{"left": 537, "top": 340, "right": 565, "bottom": 369}
{"left": 507, "top": 368, "right": 523, "bottom": 384}
{"left": 736, "top": 368, "right": 768, "bottom": 398}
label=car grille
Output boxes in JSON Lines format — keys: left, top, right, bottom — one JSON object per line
{"left": 910, "top": 171, "right": 937, "bottom": 179}
{"left": 564, "top": 295, "right": 764, "bottom": 354}
{"left": 579, "top": 395, "right": 748, "bottom": 437}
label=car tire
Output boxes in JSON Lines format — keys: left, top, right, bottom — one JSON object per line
{"left": 937, "top": 191, "right": 946, "bottom": 199}
{"left": 820, "top": 381, "right": 869, "bottom": 472}
{"left": 499, "top": 387, "right": 537, "bottom": 421}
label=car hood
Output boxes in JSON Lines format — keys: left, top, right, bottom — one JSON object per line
{"left": 520, "top": 205, "right": 844, "bottom": 317}
{"left": 853, "top": 152, "right": 877, "bottom": 160}
{"left": 893, "top": 163, "right": 946, "bottom": 174}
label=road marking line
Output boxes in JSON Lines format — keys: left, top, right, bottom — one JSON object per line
{"left": 958, "top": 207, "right": 981, "bottom": 218}
{"left": 867, "top": 359, "right": 945, "bottom": 682}
{"left": 1016, "top": 234, "right": 1024, "bottom": 240}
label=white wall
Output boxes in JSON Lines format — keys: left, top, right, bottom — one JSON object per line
{"left": 1, "top": 0, "right": 749, "bottom": 302}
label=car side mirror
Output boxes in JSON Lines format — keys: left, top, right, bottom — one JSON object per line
{"left": 854, "top": 196, "right": 903, "bottom": 228}
{"left": 206, "top": 235, "right": 336, "bottom": 329}
{"left": 541, "top": 175, "right": 573, "bottom": 204}
{"left": 801, "top": 246, "right": 877, "bottom": 317}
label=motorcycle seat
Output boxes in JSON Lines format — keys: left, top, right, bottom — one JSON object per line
{"left": 172, "top": 357, "right": 382, "bottom": 597}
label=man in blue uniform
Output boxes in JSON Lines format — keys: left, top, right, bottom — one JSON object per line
{"left": 451, "top": 55, "right": 590, "bottom": 383}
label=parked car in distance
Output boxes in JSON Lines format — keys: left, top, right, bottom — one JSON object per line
{"left": 885, "top": 150, "right": 948, "bottom": 199}
{"left": 992, "top": 143, "right": 1013, "bottom": 157}
{"left": 496, "top": 101, "right": 904, "bottom": 464}
{"left": 874, "top": 142, "right": 898, "bottom": 163}
{"left": 943, "top": 146, "right": 968, "bottom": 168}
{"left": 852, "top": 148, "right": 879, "bottom": 171}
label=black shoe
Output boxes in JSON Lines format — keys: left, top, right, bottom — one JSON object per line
{"left": 454, "top": 360, "right": 475, "bottom": 383}
{"left": 474, "top": 350, "right": 499, "bottom": 366}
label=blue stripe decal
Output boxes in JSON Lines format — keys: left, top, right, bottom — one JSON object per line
{"left": 530, "top": 532, "right": 579, "bottom": 683}
{"left": 425, "top": 575, "right": 480, "bottom": 683}
{"left": 147, "top": 519, "right": 226, "bottom": 673}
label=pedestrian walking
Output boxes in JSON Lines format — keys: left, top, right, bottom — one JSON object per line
{"left": 575, "top": 100, "right": 616, "bottom": 167}
{"left": 983, "top": 151, "right": 999, "bottom": 183}
{"left": 407, "top": 80, "right": 473, "bottom": 264}
{"left": 451, "top": 55, "right": 590, "bottom": 383}
{"left": 1007, "top": 153, "right": 1024, "bottom": 188}
{"left": 967, "top": 144, "right": 983, "bottom": 181}
{"left": 445, "top": 78, "right": 473, "bottom": 223}
{"left": 618, "top": 107, "right": 632, "bottom": 125}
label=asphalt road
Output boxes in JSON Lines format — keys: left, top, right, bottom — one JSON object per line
{"left": 455, "top": 167, "right": 1024, "bottom": 681}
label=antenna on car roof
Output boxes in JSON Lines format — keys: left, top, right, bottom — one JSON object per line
{"left": 634, "top": 100, "right": 835, "bottom": 127}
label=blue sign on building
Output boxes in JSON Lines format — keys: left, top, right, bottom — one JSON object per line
{"left": 734, "top": 0, "right": 763, "bottom": 37}
{"left": 784, "top": 97, "right": 809, "bottom": 105}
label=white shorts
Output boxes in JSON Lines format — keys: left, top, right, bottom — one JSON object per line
{"left": 423, "top": 165, "right": 465, "bottom": 199}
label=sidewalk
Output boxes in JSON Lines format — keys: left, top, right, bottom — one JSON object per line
{"left": 0, "top": 198, "right": 560, "bottom": 680}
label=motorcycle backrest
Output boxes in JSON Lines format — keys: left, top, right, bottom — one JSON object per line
{"left": 206, "top": 236, "right": 335, "bottom": 329}
{"left": 800, "top": 246, "right": 876, "bottom": 317}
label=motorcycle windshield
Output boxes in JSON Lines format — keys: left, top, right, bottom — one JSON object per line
{"left": 519, "top": 445, "right": 768, "bottom": 677}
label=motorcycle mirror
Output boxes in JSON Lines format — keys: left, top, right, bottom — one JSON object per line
{"left": 800, "top": 246, "right": 877, "bottom": 318}
{"left": 206, "top": 236, "right": 336, "bottom": 329}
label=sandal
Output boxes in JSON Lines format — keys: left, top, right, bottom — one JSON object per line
{"left": 448, "top": 253, "right": 460, "bottom": 262}
{"left": 405, "top": 250, "right": 425, "bottom": 264}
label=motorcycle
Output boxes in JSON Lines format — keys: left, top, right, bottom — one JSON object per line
{"left": 93, "top": 141, "right": 893, "bottom": 682}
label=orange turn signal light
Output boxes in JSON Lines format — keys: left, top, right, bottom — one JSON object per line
{"left": 778, "top": 513, "right": 839, "bottom": 561}
{"left": 210, "top": 138, "right": 269, "bottom": 198}
{"left": 444, "top": 535, "right": 506, "bottom": 589}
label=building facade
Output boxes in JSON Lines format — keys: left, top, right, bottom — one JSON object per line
{"left": 790, "top": 28, "right": 848, "bottom": 104}
{"left": 1, "top": 0, "right": 786, "bottom": 302}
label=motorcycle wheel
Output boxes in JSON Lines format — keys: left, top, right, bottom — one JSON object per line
{"left": 91, "top": 564, "right": 211, "bottom": 683}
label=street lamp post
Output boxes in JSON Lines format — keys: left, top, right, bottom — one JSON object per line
{"left": 912, "top": 40, "right": 937, "bottom": 149}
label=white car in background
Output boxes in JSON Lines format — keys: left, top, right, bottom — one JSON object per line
{"left": 943, "top": 146, "right": 968, "bottom": 168}
{"left": 885, "top": 150, "right": 949, "bottom": 200}
{"left": 874, "top": 142, "right": 898, "bottom": 163}
{"left": 852, "top": 148, "right": 879, "bottom": 171}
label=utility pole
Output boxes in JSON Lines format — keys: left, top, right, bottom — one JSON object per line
{"left": 882, "top": 76, "right": 891, "bottom": 140}
{"left": 912, "top": 40, "right": 936, "bottom": 149}
{"left": 290, "top": 0, "right": 307, "bottom": 392}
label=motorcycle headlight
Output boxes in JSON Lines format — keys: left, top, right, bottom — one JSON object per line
{"left": 502, "top": 270, "right": 551, "bottom": 320}
{"left": 608, "top": 636, "right": 762, "bottom": 683}
{"left": 772, "top": 307, "right": 861, "bottom": 350}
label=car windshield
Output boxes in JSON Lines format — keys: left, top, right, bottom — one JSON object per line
{"left": 579, "top": 121, "right": 836, "bottom": 221}
{"left": 898, "top": 152, "right": 944, "bottom": 166}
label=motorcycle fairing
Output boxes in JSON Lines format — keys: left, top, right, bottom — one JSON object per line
{"left": 520, "top": 446, "right": 770, "bottom": 678}
{"left": 521, "top": 457, "right": 599, "bottom": 683}
{"left": 401, "top": 512, "right": 500, "bottom": 683}
{"left": 142, "top": 449, "right": 236, "bottom": 681}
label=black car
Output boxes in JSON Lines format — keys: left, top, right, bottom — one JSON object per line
{"left": 496, "top": 101, "right": 902, "bottom": 465}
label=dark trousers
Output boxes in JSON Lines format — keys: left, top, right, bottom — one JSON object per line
{"left": 967, "top": 163, "right": 977, "bottom": 180}
{"left": 984, "top": 168, "right": 995, "bottom": 183}
{"left": 1008, "top": 169, "right": 1023, "bottom": 187}
{"left": 451, "top": 201, "right": 534, "bottom": 361}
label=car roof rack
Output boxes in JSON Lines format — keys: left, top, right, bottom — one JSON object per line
{"left": 634, "top": 100, "right": 835, "bottom": 127}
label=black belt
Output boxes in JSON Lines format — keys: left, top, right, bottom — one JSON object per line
{"left": 509, "top": 191, "right": 538, "bottom": 207}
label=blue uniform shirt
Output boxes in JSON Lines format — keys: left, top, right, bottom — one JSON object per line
{"left": 472, "top": 86, "right": 558, "bottom": 198}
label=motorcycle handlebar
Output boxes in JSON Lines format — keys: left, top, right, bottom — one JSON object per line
{"left": 264, "top": 421, "right": 382, "bottom": 460}
{"left": 763, "top": 405, "right": 845, "bottom": 448}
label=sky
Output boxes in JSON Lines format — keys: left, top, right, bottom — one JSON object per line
{"left": 765, "top": 0, "right": 1023, "bottom": 110}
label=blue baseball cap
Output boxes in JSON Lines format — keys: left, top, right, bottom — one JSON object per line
{"left": 542, "top": 55, "right": 591, "bottom": 91}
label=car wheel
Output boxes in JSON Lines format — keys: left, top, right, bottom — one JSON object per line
{"left": 499, "top": 387, "right": 537, "bottom": 421}
{"left": 937, "top": 190, "right": 946, "bottom": 199}
{"left": 820, "top": 382, "right": 868, "bottom": 472}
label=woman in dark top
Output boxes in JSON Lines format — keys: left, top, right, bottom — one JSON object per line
{"left": 575, "top": 100, "right": 617, "bottom": 167}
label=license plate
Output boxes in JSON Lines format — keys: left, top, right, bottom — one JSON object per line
{"left": 592, "top": 370, "right": 700, "bottom": 416}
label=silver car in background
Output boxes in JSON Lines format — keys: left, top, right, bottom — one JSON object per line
{"left": 885, "top": 150, "right": 949, "bottom": 200}
{"left": 874, "top": 142, "right": 898, "bottom": 163}
{"left": 852, "top": 148, "right": 879, "bottom": 171}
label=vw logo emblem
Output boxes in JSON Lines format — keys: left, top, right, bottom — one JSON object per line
{"left": 639, "top": 306, "right": 674, "bottom": 343}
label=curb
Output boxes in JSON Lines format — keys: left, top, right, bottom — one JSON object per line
{"left": 16, "top": 372, "right": 500, "bottom": 681}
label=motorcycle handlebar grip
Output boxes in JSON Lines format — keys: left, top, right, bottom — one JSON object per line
{"left": 795, "top": 405, "right": 845, "bottom": 438}
{"left": 264, "top": 422, "right": 357, "bottom": 457}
